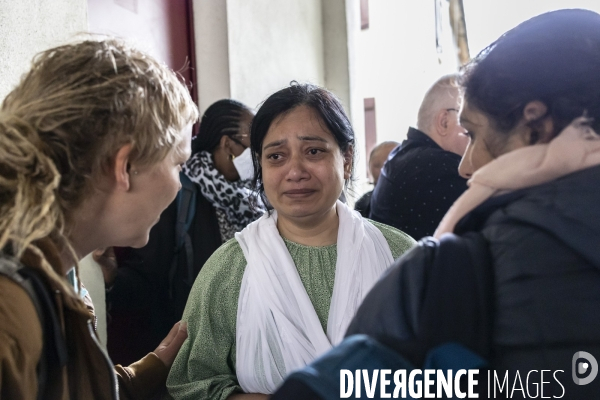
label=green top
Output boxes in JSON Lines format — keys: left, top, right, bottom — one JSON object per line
{"left": 166, "top": 220, "right": 415, "bottom": 400}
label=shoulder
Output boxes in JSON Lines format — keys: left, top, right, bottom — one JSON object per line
{"left": 354, "top": 191, "right": 372, "bottom": 215}
{"left": 367, "top": 219, "right": 417, "bottom": 258}
{"left": 0, "top": 256, "right": 44, "bottom": 338}
{"left": 346, "top": 238, "right": 436, "bottom": 339}
{"left": 383, "top": 146, "right": 461, "bottom": 179}
{"left": 194, "top": 238, "right": 246, "bottom": 285}
{"left": 403, "top": 148, "right": 466, "bottom": 191}
{"left": 0, "top": 275, "right": 43, "bottom": 369}
{"left": 184, "top": 238, "right": 247, "bottom": 315}
{"left": 356, "top": 190, "right": 372, "bottom": 204}
{"left": 369, "top": 218, "right": 416, "bottom": 244}
{"left": 414, "top": 147, "right": 461, "bottom": 168}
{"left": 201, "top": 237, "right": 246, "bottom": 276}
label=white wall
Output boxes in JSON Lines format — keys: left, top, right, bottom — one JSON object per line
{"left": 87, "top": 0, "right": 172, "bottom": 65}
{"left": 226, "top": 0, "right": 325, "bottom": 110}
{"left": 191, "top": 0, "right": 358, "bottom": 125}
{"left": 464, "top": 0, "right": 600, "bottom": 56}
{"left": 355, "top": 0, "right": 459, "bottom": 194}
{"left": 0, "top": 0, "right": 88, "bottom": 101}
{"left": 323, "top": 0, "right": 366, "bottom": 201}
{"left": 79, "top": 254, "right": 107, "bottom": 348}
{"left": 357, "top": 0, "right": 459, "bottom": 143}
{"left": 323, "top": 0, "right": 352, "bottom": 116}
{"left": 193, "top": 0, "right": 232, "bottom": 114}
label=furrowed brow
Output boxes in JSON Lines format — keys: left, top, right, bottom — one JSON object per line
{"left": 263, "top": 139, "right": 287, "bottom": 150}
{"left": 297, "top": 135, "right": 328, "bottom": 143}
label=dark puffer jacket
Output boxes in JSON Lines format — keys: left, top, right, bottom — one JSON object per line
{"left": 347, "top": 165, "right": 600, "bottom": 399}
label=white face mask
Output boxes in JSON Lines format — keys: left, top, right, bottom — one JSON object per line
{"left": 233, "top": 147, "right": 255, "bottom": 181}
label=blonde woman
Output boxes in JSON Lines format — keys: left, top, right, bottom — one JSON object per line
{"left": 0, "top": 39, "right": 198, "bottom": 399}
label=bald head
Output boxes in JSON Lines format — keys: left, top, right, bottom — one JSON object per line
{"left": 416, "top": 74, "right": 468, "bottom": 156}
{"left": 369, "top": 141, "right": 399, "bottom": 185}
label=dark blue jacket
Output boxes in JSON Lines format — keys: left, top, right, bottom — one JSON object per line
{"left": 370, "top": 127, "right": 467, "bottom": 240}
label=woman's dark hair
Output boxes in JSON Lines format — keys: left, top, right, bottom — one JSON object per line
{"left": 461, "top": 9, "right": 600, "bottom": 136}
{"left": 192, "top": 99, "right": 252, "bottom": 154}
{"left": 250, "top": 82, "right": 355, "bottom": 208}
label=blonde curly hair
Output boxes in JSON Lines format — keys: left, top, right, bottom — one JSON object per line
{"left": 0, "top": 38, "right": 198, "bottom": 270}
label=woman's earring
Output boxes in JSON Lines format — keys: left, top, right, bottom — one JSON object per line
{"left": 230, "top": 154, "right": 236, "bottom": 161}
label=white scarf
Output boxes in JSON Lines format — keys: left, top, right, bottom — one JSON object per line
{"left": 234, "top": 200, "right": 394, "bottom": 394}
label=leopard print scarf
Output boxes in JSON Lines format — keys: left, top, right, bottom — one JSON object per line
{"left": 183, "top": 151, "right": 265, "bottom": 241}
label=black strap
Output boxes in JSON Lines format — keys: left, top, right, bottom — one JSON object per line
{"left": 168, "top": 174, "right": 197, "bottom": 299}
{"left": 0, "top": 257, "right": 68, "bottom": 400}
{"left": 183, "top": 232, "right": 195, "bottom": 288}
{"left": 175, "top": 180, "right": 195, "bottom": 250}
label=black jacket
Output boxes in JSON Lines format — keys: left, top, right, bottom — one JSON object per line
{"left": 106, "top": 192, "right": 222, "bottom": 365}
{"left": 354, "top": 190, "right": 372, "bottom": 218}
{"left": 348, "top": 165, "right": 600, "bottom": 398}
{"left": 370, "top": 127, "right": 467, "bottom": 239}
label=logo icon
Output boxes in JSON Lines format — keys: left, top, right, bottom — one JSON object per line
{"left": 572, "top": 351, "right": 598, "bottom": 385}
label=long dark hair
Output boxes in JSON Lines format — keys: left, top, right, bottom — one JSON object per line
{"left": 462, "top": 9, "right": 600, "bottom": 136}
{"left": 192, "top": 99, "right": 252, "bottom": 154}
{"left": 250, "top": 82, "right": 355, "bottom": 209}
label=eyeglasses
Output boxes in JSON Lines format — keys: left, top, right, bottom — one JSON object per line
{"left": 230, "top": 134, "right": 249, "bottom": 149}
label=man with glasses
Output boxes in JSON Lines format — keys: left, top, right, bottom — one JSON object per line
{"left": 369, "top": 74, "right": 469, "bottom": 239}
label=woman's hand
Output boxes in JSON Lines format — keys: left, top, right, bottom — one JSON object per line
{"left": 92, "top": 247, "right": 118, "bottom": 286}
{"left": 153, "top": 321, "right": 188, "bottom": 367}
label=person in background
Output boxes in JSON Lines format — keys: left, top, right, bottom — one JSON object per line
{"left": 354, "top": 141, "right": 399, "bottom": 217}
{"left": 0, "top": 38, "right": 197, "bottom": 399}
{"left": 369, "top": 73, "right": 469, "bottom": 239}
{"left": 96, "top": 99, "right": 264, "bottom": 366}
{"left": 184, "top": 99, "right": 265, "bottom": 242}
{"left": 347, "top": 9, "right": 600, "bottom": 398}
{"left": 166, "top": 83, "right": 416, "bottom": 400}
